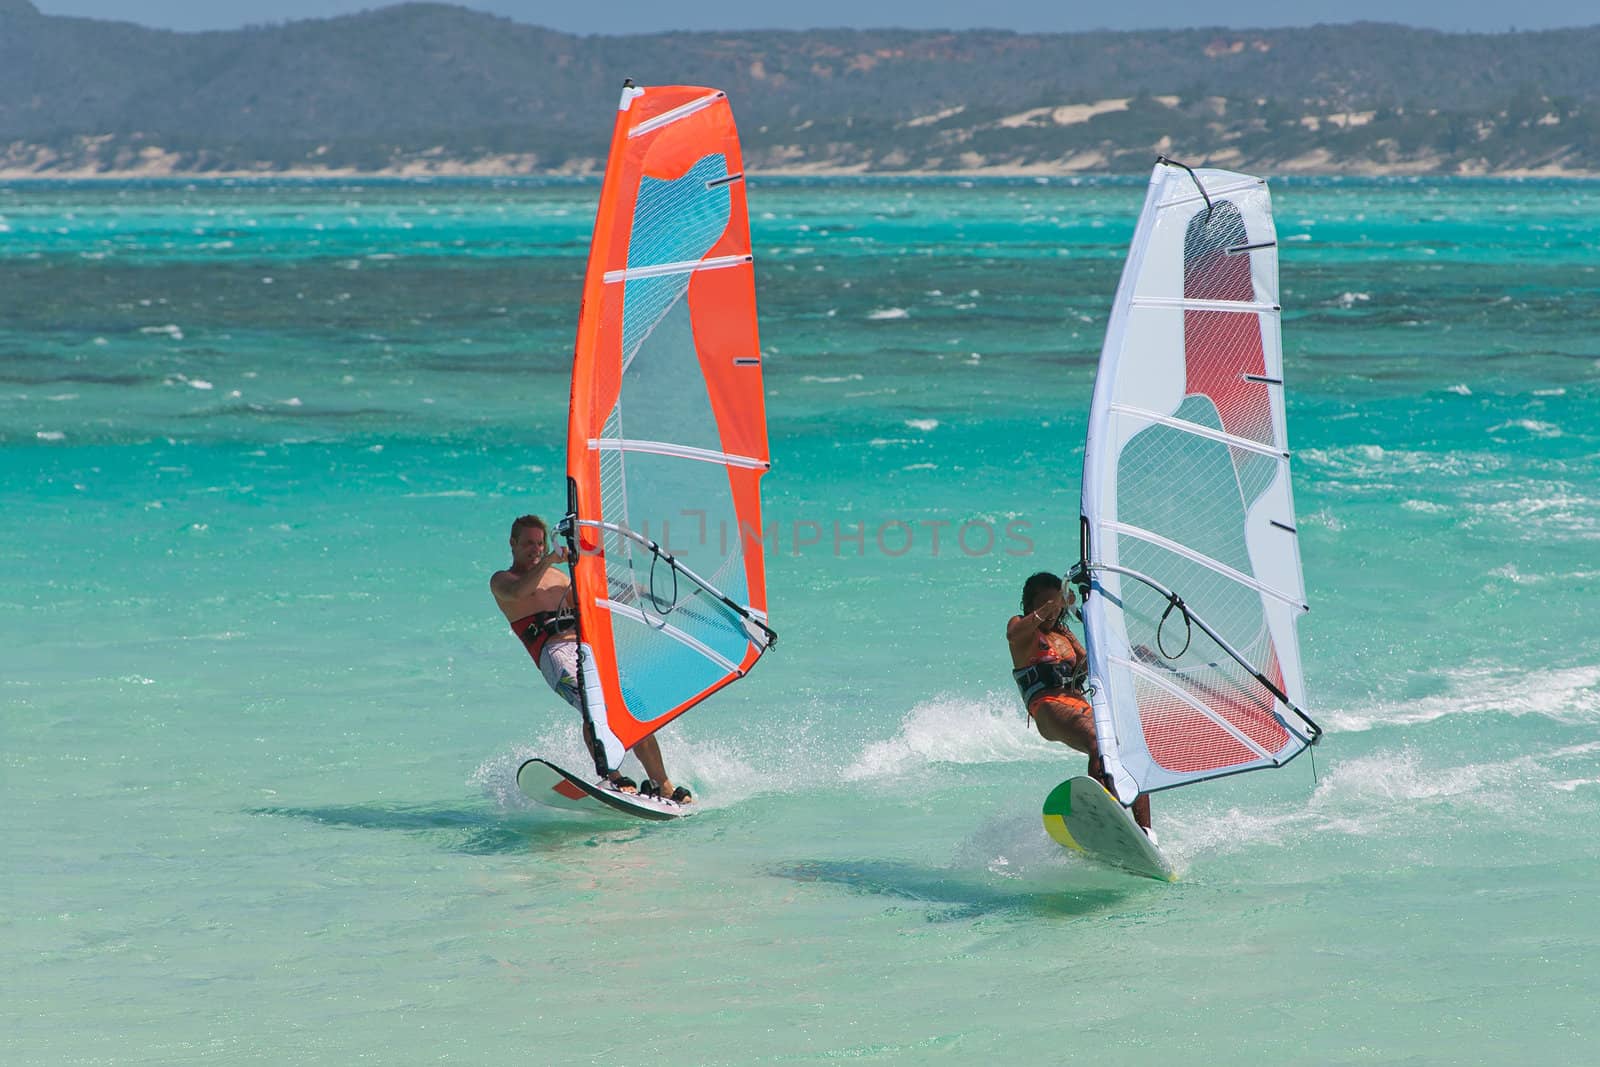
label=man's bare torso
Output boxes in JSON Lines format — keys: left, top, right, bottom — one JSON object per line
{"left": 491, "top": 563, "right": 572, "bottom": 625}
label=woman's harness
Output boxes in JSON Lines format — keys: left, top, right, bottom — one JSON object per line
{"left": 1013, "top": 655, "right": 1087, "bottom": 705}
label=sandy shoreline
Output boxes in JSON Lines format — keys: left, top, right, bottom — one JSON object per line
{"left": 3, "top": 128, "right": 1595, "bottom": 181}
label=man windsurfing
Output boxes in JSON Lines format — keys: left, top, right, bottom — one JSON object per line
{"left": 491, "top": 514, "right": 692, "bottom": 803}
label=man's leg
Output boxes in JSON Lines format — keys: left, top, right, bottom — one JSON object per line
{"left": 541, "top": 640, "right": 634, "bottom": 790}
{"left": 578, "top": 721, "right": 637, "bottom": 792}
{"left": 629, "top": 736, "right": 692, "bottom": 802}
{"left": 632, "top": 734, "right": 672, "bottom": 793}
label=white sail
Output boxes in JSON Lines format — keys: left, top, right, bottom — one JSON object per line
{"left": 1079, "top": 160, "right": 1320, "bottom": 804}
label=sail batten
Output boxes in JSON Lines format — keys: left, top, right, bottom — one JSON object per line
{"left": 588, "top": 437, "right": 770, "bottom": 469}
{"left": 1131, "top": 296, "right": 1280, "bottom": 314}
{"left": 603, "top": 253, "right": 753, "bottom": 283}
{"left": 1106, "top": 402, "right": 1290, "bottom": 458}
{"left": 1102, "top": 521, "right": 1308, "bottom": 610}
{"left": 565, "top": 83, "right": 773, "bottom": 773}
{"left": 1081, "top": 160, "right": 1317, "bottom": 803}
{"left": 629, "top": 91, "right": 724, "bottom": 137}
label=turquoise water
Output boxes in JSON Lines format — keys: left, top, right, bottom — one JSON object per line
{"left": 4, "top": 176, "right": 1598, "bottom": 1064}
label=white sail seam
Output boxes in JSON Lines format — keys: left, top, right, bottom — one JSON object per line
{"left": 1113, "top": 655, "right": 1276, "bottom": 762}
{"left": 628, "top": 92, "right": 723, "bottom": 138}
{"left": 597, "top": 599, "right": 741, "bottom": 674}
{"left": 588, "top": 438, "right": 769, "bottom": 470}
{"left": 1108, "top": 403, "right": 1288, "bottom": 459}
{"left": 605, "top": 254, "right": 751, "bottom": 283}
{"left": 1103, "top": 520, "right": 1307, "bottom": 609}
{"left": 1132, "top": 296, "right": 1278, "bottom": 314}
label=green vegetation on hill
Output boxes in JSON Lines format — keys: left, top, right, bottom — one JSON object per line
{"left": 1, "top": 2, "right": 1596, "bottom": 174}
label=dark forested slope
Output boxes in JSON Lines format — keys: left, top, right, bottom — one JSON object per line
{"left": 1, "top": 2, "right": 1594, "bottom": 173}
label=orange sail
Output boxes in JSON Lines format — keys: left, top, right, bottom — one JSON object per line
{"left": 562, "top": 83, "right": 775, "bottom": 773}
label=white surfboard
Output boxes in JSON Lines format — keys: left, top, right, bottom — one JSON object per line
{"left": 1042, "top": 776, "right": 1174, "bottom": 881}
{"left": 516, "top": 757, "right": 693, "bottom": 822}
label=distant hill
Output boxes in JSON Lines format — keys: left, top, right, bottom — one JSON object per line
{"left": 1, "top": 1, "right": 1597, "bottom": 175}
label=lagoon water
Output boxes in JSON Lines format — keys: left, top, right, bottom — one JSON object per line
{"left": 4, "top": 175, "right": 1598, "bottom": 1064}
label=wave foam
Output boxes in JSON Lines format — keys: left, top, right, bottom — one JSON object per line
{"left": 1299, "top": 444, "right": 1507, "bottom": 479}
{"left": 1463, "top": 487, "right": 1599, "bottom": 540}
{"left": 1325, "top": 663, "right": 1600, "bottom": 733}
{"left": 1488, "top": 418, "right": 1562, "bottom": 438}
{"left": 1156, "top": 748, "right": 1519, "bottom": 863}
{"left": 842, "top": 693, "right": 1055, "bottom": 781}
{"left": 1146, "top": 729, "right": 1600, "bottom": 864}
{"left": 472, "top": 714, "right": 826, "bottom": 812}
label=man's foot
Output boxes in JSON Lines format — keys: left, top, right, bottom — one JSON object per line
{"left": 640, "top": 780, "right": 694, "bottom": 804}
{"left": 603, "top": 774, "right": 638, "bottom": 794}
{"left": 1142, "top": 825, "right": 1159, "bottom": 847}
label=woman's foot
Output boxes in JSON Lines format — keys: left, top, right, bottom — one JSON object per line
{"left": 1086, "top": 754, "right": 1115, "bottom": 793}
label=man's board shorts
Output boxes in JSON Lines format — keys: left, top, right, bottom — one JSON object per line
{"left": 510, "top": 612, "right": 583, "bottom": 711}
{"left": 536, "top": 636, "right": 583, "bottom": 712}
{"left": 508, "top": 622, "right": 627, "bottom": 770}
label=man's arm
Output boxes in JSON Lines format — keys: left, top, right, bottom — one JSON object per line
{"left": 489, "top": 547, "right": 569, "bottom": 606}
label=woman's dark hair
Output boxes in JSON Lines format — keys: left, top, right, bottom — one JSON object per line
{"left": 1020, "top": 571, "right": 1063, "bottom": 614}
